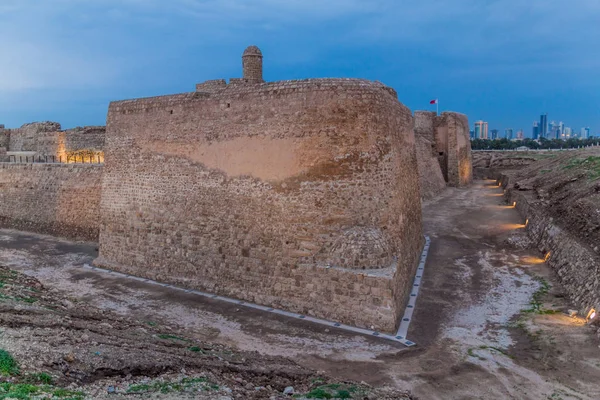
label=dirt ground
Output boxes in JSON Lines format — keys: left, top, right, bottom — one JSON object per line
{"left": 0, "top": 180, "right": 599, "bottom": 399}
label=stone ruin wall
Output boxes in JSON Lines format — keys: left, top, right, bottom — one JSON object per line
{"left": 0, "top": 163, "right": 102, "bottom": 240}
{"left": 94, "top": 78, "right": 424, "bottom": 332}
{"left": 414, "top": 111, "right": 473, "bottom": 195}
{"left": 0, "top": 122, "right": 105, "bottom": 161}
{"left": 414, "top": 111, "right": 446, "bottom": 200}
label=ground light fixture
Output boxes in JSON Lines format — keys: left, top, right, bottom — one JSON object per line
{"left": 586, "top": 308, "right": 597, "bottom": 323}
{"left": 525, "top": 219, "right": 529, "bottom": 227}
{"left": 544, "top": 252, "right": 551, "bottom": 262}
{"left": 513, "top": 201, "right": 516, "bottom": 207}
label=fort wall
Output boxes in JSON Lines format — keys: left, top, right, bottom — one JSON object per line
{"left": 500, "top": 176, "right": 600, "bottom": 317}
{"left": 94, "top": 78, "right": 424, "bottom": 332}
{"left": 414, "top": 111, "right": 473, "bottom": 192}
{"left": 414, "top": 111, "right": 446, "bottom": 200}
{"left": 1, "top": 122, "right": 105, "bottom": 161}
{"left": 0, "top": 164, "right": 102, "bottom": 240}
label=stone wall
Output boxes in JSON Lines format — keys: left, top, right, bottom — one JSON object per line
{"left": 414, "top": 111, "right": 446, "bottom": 200}
{"left": 2, "top": 122, "right": 105, "bottom": 160}
{"left": 414, "top": 111, "right": 472, "bottom": 189}
{"left": 501, "top": 176, "right": 600, "bottom": 316}
{"left": 0, "top": 164, "right": 102, "bottom": 240}
{"left": 95, "top": 78, "right": 424, "bottom": 332}
{"left": 435, "top": 112, "right": 473, "bottom": 187}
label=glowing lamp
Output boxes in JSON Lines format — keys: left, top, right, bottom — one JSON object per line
{"left": 586, "top": 308, "right": 597, "bottom": 322}
{"left": 513, "top": 202, "right": 516, "bottom": 207}
{"left": 544, "top": 252, "right": 551, "bottom": 262}
{"left": 525, "top": 219, "right": 529, "bottom": 226}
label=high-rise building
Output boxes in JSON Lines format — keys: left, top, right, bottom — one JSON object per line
{"left": 505, "top": 128, "right": 514, "bottom": 140}
{"left": 532, "top": 122, "right": 539, "bottom": 139}
{"left": 474, "top": 121, "right": 488, "bottom": 139}
{"left": 581, "top": 127, "right": 591, "bottom": 139}
{"left": 491, "top": 129, "right": 499, "bottom": 140}
{"left": 564, "top": 127, "right": 572, "bottom": 138}
{"left": 559, "top": 121, "right": 565, "bottom": 136}
{"left": 540, "top": 114, "right": 548, "bottom": 138}
{"left": 469, "top": 130, "right": 475, "bottom": 139}
{"left": 516, "top": 129, "right": 524, "bottom": 140}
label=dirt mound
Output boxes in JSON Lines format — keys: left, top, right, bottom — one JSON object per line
{"left": 0, "top": 265, "right": 412, "bottom": 399}
{"left": 502, "top": 148, "right": 600, "bottom": 253}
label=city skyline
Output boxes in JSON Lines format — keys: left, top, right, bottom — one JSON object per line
{"left": 0, "top": 1, "right": 599, "bottom": 131}
{"left": 472, "top": 111, "right": 595, "bottom": 140}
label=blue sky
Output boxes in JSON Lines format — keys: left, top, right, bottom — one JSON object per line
{"left": 1, "top": 0, "right": 599, "bottom": 136}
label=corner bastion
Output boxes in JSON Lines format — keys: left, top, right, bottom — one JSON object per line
{"left": 94, "top": 46, "right": 424, "bottom": 332}
{"left": 415, "top": 111, "right": 473, "bottom": 190}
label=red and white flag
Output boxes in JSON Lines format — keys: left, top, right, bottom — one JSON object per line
{"left": 430, "top": 99, "right": 438, "bottom": 104}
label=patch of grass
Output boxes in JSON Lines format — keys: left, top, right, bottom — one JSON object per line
{"left": 0, "top": 383, "right": 84, "bottom": 400}
{"left": 127, "top": 376, "right": 217, "bottom": 394}
{"left": 24, "top": 372, "right": 53, "bottom": 385}
{"left": 0, "top": 349, "right": 19, "bottom": 376}
{"left": 297, "top": 384, "right": 368, "bottom": 399}
{"left": 52, "top": 387, "right": 85, "bottom": 399}
{"left": 157, "top": 334, "right": 188, "bottom": 342}
{"left": 188, "top": 346, "right": 205, "bottom": 353}
{"left": 146, "top": 321, "right": 157, "bottom": 327}
{"left": 523, "top": 277, "right": 551, "bottom": 314}
{"left": 467, "top": 348, "right": 486, "bottom": 361}
{"left": 478, "top": 345, "right": 514, "bottom": 359}
{"left": 14, "top": 297, "right": 37, "bottom": 304}
{"left": 562, "top": 156, "right": 600, "bottom": 180}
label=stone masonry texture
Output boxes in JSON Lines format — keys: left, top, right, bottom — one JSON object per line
{"left": 414, "top": 111, "right": 446, "bottom": 200}
{"left": 94, "top": 76, "right": 425, "bottom": 333}
{"left": 0, "top": 122, "right": 105, "bottom": 161}
{"left": 0, "top": 164, "right": 102, "bottom": 240}
{"left": 414, "top": 111, "right": 473, "bottom": 189}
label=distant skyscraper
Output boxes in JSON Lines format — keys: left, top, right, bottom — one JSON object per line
{"left": 491, "top": 129, "right": 499, "bottom": 140}
{"left": 474, "top": 121, "right": 488, "bottom": 139}
{"left": 516, "top": 129, "right": 524, "bottom": 140}
{"left": 532, "top": 122, "right": 539, "bottom": 139}
{"left": 540, "top": 114, "right": 548, "bottom": 138}
{"left": 559, "top": 121, "right": 565, "bottom": 136}
{"left": 581, "top": 127, "right": 591, "bottom": 139}
{"left": 564, "top": 127, "right": 572, "bottom": 138}
{"left": 469, "top": 130, "right": 475, "bottom": 139}
{"left": 505, "top": 128, "right": 513, "bottom": 140}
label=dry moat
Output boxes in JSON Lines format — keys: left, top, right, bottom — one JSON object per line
{"left": 0, "top": 46, "right": 598, "bottom": 400}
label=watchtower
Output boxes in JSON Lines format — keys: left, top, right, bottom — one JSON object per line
{"left": 242, "top": 45, "right": 263, "bottom": 83}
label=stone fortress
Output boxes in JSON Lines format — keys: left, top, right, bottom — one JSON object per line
{"left": 0, "top": 46, "right": 473, "bottom": 333}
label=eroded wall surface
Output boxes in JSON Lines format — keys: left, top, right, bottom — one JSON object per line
{"left": 95, "top": 78, "right": 424, "bottom": 332}
{"left": 415, "top": 111, "right": 473, "bottom": 189}
{"left": 2, "top": 122, "right": 105, "bottom": 160}
{"left": 0, "top": 164, "right": 102, "bottom": 240}
{"left": 414, "top": 111, "right": 447, "bottom": 200}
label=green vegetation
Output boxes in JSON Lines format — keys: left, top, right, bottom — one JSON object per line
{"left": 563, "top": 156, "right": 600, "bottom": 180}
{"left": 471, "top": 137, "right": 600, "bottom": 151}
{"left": 127, "top": 377, "right": 218, "bottom": 394}
{"left": 295, "top": 384, "right": 364, "bottom": 399}
{"left": 24, "top": 372, "right": 53, "bottom": 385}
{"left": 477, "top": 345, "right": 514, "bottom": 359}
{"left": 188, "top": 346, "right": 205, "bottom": 353}
{"left": 0, "top": 350, "right": 19, "bottom": 376}
{"left": 157, "top": 334, "right": 188, "bottom": 341}
{"left": 523, "top": 277, "right": 553, "bottom": 314}
{"left": 0, "top": 382, "right": 84, "bottom": 399}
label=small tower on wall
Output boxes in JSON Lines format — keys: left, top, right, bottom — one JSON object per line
{"left": 242, "top": 45, "right": 264, "bottom": 83}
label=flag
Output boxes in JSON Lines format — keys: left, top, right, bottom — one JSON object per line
{"left": 430, "top": 99, "right": 438, "bottom": 104}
